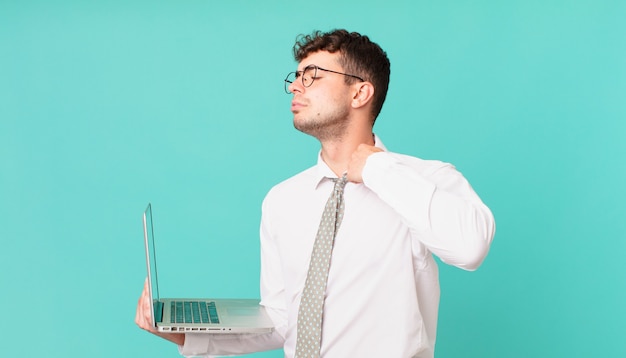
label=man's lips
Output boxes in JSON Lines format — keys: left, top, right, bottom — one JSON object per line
{"left": 291, "top": 101, "right": 305, "bottom": 112}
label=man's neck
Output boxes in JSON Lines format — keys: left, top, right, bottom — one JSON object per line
{"left": 319, "top": 130, "right": 375, "bottom": 177}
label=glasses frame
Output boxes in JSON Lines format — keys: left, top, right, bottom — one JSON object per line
{"left": 284, "top": 65, "right": 364, "bottom": 94}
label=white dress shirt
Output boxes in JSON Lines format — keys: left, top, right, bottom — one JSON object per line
{"left": 180, "top": 136, "right": 495, "bottom": 357}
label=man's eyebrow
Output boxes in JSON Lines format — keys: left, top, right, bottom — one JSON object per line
{"left": 297, "top": 63, "right": 315, "bottom": 71}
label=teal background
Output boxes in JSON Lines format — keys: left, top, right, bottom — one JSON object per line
{"left": 1, "top": 0, "right": 624, "bottom": 357}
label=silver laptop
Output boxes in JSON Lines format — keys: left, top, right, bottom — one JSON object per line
{"left": 142, "top": 203, "right": 274, "bottom": 334}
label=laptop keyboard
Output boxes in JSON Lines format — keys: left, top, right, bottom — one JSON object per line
{"left": 170, "top": 301, "right": 220, "bottom": 324}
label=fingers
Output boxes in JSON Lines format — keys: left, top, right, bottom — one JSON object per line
{"left": 135, "top": 277, "right": 156, "bottom": 332}
{"left": 135, "top": 278, "right": 186, "bottom": 345}
{"left": 347, "top": 144, "right": 383, "bottom": 183}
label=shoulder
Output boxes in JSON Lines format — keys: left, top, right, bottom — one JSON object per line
{"left": 371, "top": 150, "right": 456, "bottom": 177}
{"left": 262, "top": 166, "right": 317, "bottom": 207}
{"left": 363, "top": 150, "right": 469, "bottom": 192}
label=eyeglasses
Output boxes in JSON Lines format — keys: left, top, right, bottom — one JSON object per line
{"left": 284, "top": 65, "right": 364, "bottom": 94}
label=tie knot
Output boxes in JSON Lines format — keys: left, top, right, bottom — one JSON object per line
{"left": 332, "top": 173, "right": 348, "bottom": 193}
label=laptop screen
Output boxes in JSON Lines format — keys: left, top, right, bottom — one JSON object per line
{"left": 143, "top": 203, "right": 162, "bottom": 326}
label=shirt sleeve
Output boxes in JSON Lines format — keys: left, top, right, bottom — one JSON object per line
{"left": 175, "top": 200, "right": 288, "bottom": 357}
{"left": 362, "top": 151, "right": 496, "bottom": 271}
{"left": 178, "top": 330, "right": 284, "bottom": 357}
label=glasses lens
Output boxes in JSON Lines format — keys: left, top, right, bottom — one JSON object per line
{"left": 284, "top": 72, "right": 296, "bottom": 94}
{"left": 302, "top": 66, "right": 317, "bottom": 87}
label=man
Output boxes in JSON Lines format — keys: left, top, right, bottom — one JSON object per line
{"left": 136, "top": 29, "right": 495, "bottom": 357}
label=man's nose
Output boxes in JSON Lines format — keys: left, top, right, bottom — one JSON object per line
{"left": 288, "top": 79, "right": 303, "bottom": 94}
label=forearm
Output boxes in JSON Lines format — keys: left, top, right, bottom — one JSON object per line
{"left": 156, "top": 331, "right": 185, "bottom": 346}
{"left": 363, "top": 152, "right": 495, "bottom": 269}
{"left": 180, "top": 330, "right": 284, "bottom": 357}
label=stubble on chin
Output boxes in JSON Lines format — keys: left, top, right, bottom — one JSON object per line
{"left": 293, "top": 110, "right": 350, "bottom": 142}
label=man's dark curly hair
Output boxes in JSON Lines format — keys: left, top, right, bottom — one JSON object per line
{"left": 293, "top": 29, "right": 391, "bottom": 123}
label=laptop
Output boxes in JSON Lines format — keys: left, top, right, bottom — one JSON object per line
{"left": 142, "top": 203, "right": 274, "bottom": 334}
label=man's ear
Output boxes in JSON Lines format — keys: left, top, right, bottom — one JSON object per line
{"left": 351, "top": 82, "right": 375, "bottom": 109}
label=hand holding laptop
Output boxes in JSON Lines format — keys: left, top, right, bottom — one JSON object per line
{"left": 136, "top": 203, "right": 273, "bottom": 343}
{"left": 135, "top": 278, "right": 185, "bottom": 346}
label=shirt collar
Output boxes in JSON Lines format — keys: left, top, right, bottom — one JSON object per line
{"left": 313, "top": 134, "right": 387, "bottom": 189}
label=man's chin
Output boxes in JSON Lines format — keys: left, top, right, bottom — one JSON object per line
{"left": 293, "top": 119, "right": 316, "bottom": 136}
